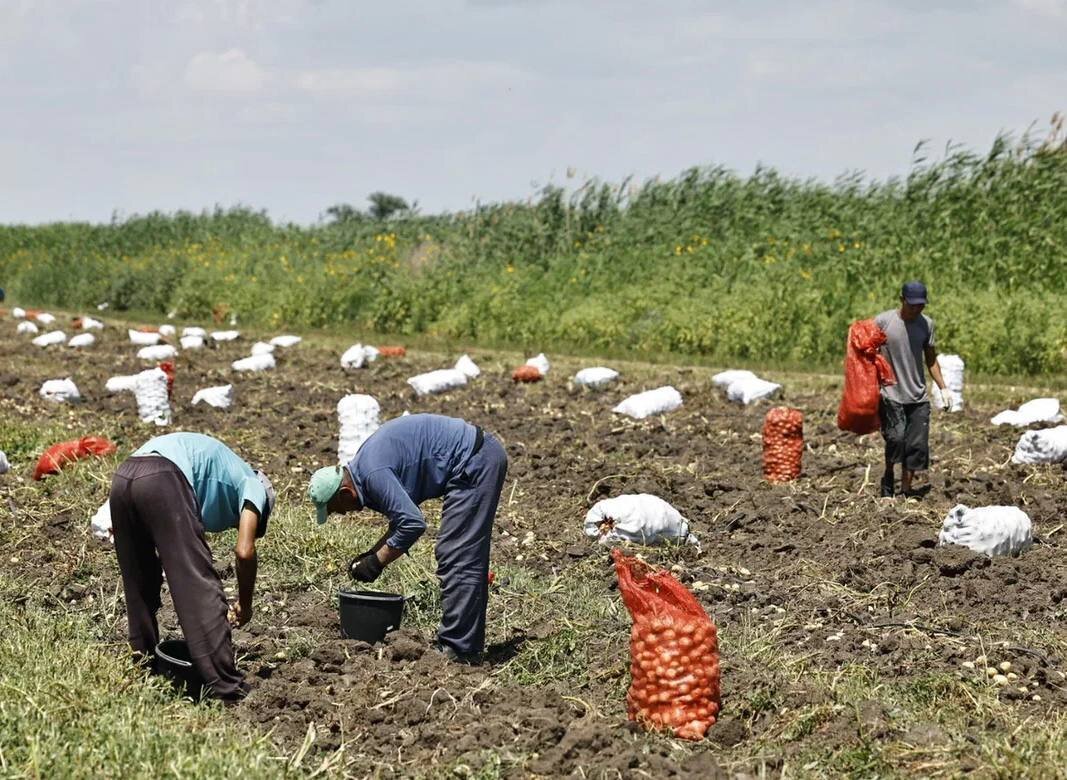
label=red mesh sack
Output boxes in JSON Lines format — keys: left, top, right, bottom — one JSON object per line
{"left": 837, "top": 319, "right": 897, "bottom": 435}
{"left": 763, "top": 407, "right": 803, "bottom": 483}
{"left": 377, "top": 345, "right": 407, "bottom": 358}
{"left": 158, "top": 361, "right": 175, "bottom": 400}
{"left": 511, "top": 365, "right": 542, "bottom": 383}
{"left": 613, "top": 549, "right": 720, "bottom": 740}
{"left": 137, "top": 326, "right": 159, "bottom": 334}
{"left": 33, "top": 436, "right": 117, "bottom": 481}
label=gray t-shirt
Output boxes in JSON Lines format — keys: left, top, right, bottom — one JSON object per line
{"left": 874, "top": 309, "right": 936, "bottom": 404}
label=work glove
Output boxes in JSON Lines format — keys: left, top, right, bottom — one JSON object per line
{"left": 349, "top": 551, "right": 384, "bottom": 583}
{"left": 938, "top": 389, "right": 954, "bottom": 411}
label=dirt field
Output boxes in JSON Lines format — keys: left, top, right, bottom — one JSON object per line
{"left": 1, "top": 319, "right": 1065, "bottom": 778}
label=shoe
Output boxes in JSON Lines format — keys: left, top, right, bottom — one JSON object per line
{"left": 880, "top": 478, "right": 894, "bottom": 498}
{"left": 432, "top": 642, "right": 482, "bottom": 666}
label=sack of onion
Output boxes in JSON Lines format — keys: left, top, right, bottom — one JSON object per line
{"left": 762, "top": 407, "right": 803, "bottom": 483}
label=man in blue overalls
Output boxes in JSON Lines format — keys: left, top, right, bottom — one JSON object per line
{"left": 308, "top": 414, "right": 507, "bottom": 662}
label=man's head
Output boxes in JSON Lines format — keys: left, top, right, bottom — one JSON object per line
{"left": 308, "top": 465, "right": 361, "bottom": 524}
{"left": 899, "top": 280, "right": 927, "bottom": 321}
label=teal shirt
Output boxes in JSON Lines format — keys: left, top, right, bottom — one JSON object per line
{"left": 133, "top": 432, "right": 267, "bottom": 533}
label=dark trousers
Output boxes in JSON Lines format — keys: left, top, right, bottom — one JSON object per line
{"left": 879, "top": 399, "right": 931, "bottom": 471}
{"left": 109, "top": 456, "right": 246, "bottom": 699}
{"left": 436, "top": 433, "right": 508, "bottom": 656}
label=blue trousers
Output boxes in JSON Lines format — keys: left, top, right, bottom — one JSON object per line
{"left": 436, "top": 433, "right": 508, "bottom": 656}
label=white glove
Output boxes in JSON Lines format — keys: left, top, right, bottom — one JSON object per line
{"left": 938, "top": 389, "right": 954, "bottom": 411}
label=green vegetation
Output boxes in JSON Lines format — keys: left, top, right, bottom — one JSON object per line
{"left": 3, "top": 129, "right": 1066, "bottom": 375}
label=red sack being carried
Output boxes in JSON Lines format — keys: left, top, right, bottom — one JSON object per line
{"left": 837, "top": 319, "right": 896, "bottom": 435}
{"left": 764, "top": 407, "right": 803, "bottom": 483}
{"left": 511, "top": 365, "right": 542, "bottom": 383}
{"left": 613, "top": 549, "right": 720, "bottom": 741}
{"left": 33, "top": 436, "right": 117, "bottom": 481}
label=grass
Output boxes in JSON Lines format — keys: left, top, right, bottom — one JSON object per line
{"left": 2, "top": 124, "right": 1066, "bottom": 376}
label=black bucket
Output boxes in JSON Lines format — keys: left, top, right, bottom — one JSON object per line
{"left": 338, "top": 589, "right": 405, "bottom": 642}
{"left": 155, "top": 639, "right": 205, "bottom": 700}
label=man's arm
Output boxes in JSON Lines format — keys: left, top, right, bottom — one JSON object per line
{"left": 231, "top": 504, "right": 259, "bottom": 627}
{"left": 361, "top": 469, "right": 427, "bottom": 562}
{"left": 925, "top": 345, "right": 947, "bottom": 391}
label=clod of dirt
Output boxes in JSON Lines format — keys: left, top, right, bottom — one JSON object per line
{"left": 856, "top": 700, "right": 892, "bottom": 738}
{"left": 385, "top": 631, "right": 426, "bottom": 662}
{"left": 903, "top": 722, "right": 947, "bottom": 747}
{"left": 707, "top": 715, "right": 748, "bottom": 747}
{"left": 933, "top": 545, "right": 989, "bottom": 577}
{"left": 0, "top": 373, "right": 19, "bottom": 387}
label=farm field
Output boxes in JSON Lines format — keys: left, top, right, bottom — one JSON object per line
{"left": 1, "top": 315, "right": 1065, "bottom": 778}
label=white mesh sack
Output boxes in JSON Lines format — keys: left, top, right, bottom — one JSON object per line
{"left": 180, "top": 335, "right": 204, "bottom": 350}
{"left": 726, "top": 376, "right": 782, "bottom": 405}
{"left": 106, "top": 374, "right": 138, "bottom": 393}
{"left": 0, "top": 450, "right": 9, "bottom": 474}
{"left": 32, "top": 331, "right": 67, "bottom": 347}
{"left": 270, "top": 335, "right": 302, "bottom": 348}
{"left": 712, "top": 369, "right": 757, "bottom": 388}
{"left": 128, "top": 329, "right": 162, "bottom": 346}
{"left": 938, "top": 504, "right": 1033, "bottom": 557}
{"left": 340, "top": 343, "right": 380, "bottom": 369}
{"left": 1011, "top": 425, "right": 1067, "bottom": 465}
{"left": 232, "top": 353, "right": 275, "bottom": 372}
{"left": 80, "top": 316, "right": 104, "bottom": 330}
{"left": 90, "top": 501, "right": 113, "bottom": 544}
{"left": 35, "top": 312, "right": 56, "bottom": 324}
{"left": 408, "top": 368, "right": 468, "bottom": 396}
{"left": 68, "top": 333, "right": 96, "bottom": 348}
{"left": 455, "top": 354, "right": 480, "bottom": 378}
{"left": 12, "top": 307, "right": 25, "bottom": 319}
{"left": 212, "top": 330, "right": 240, "bottom": 342}
{"left": 574, "top": 367, "right": 619, "bottom": 389}
{"left": 157, "top": 324, "right": 176, "bottom": 337}
{"left": 585, "top": 494, "right": 698, "bottom": 546}
{"left": 613, "top": 386, "right": 683, "bottom": 419}
{"left": 17, "top": 321, "right": 38, "bottom": 335}
{"left": 192, "top": 384, "right": 234, "bottom": 409}
{"left": 182, "top": 326, "right": 207, "bottom": 338}
{"left": 138, "top": 344, "right": 178, "bottom": 361}
{"left": 525, "top": 353, "right": 551, "bottom": 374}
{"left": 991, "top": 398, "right": 1063, "bottom": 427}
{"left": 931, "top": 354, "right": 965, "bottom": 412}
{"left": 250, "top": 341, "right": 275, "bottom": 356}
{"left": 134, "top": 368, "right": 171, "bottom": 426}
{"left": 39, "top": 378, "right": 81, "bottom": 403}
{"left": 337, "top": 394, "right": 381, "bottom": 464}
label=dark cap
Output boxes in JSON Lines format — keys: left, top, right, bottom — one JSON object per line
{"left": 901, "top": 280, "right": 927, "bottom": 305}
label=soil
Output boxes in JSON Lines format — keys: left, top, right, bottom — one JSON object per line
{"left": 1, "top": 319, "right": 1065, "bottom": 777}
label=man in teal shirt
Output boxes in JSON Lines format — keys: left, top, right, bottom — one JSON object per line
{"left": 110, "top": 432, "right": 275, "bottom": 700}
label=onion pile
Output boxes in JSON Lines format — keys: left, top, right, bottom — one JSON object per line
{"left": 627, "top": 614, "right": 720, "bottom": 740}
{"left": 763, "top": 406, "right": 803, "bottom": 483}
{"left": 511, "top": 365, "right": 542, "bottom": 383}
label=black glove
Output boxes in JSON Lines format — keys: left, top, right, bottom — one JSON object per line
{"left": 349, "top": 551, "right": 384, "bottom": 583}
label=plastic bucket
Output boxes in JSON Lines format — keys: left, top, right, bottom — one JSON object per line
{"left": 155, "top": 639, "right": 205, "bottom": 700}
{"left": 338, "top": 589, "right": 405, "bottom": 642}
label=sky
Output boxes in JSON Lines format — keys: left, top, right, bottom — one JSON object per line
{"left": 1, "top": 0, "right": 1065, "bottom": 225}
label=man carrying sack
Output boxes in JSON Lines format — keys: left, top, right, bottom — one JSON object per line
{"left": 109, "top": 432, "right": 275, "bottom": 700}
{"left": 308, "top": 413, "right": 507, "bottom": 663}
{"left": 875, "top": 281, "right": 951, "bottom": 497}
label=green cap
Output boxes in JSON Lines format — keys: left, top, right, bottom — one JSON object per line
{"left": 308, "top": 465, "right": 344, "bottom": 525}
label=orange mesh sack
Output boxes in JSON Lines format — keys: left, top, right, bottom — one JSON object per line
{"left": 33, "top": 436, "right": 117, "bottom": 481}
{"left": 837, "top": 319, "right": 897, "bottom": 435}
{"left": 613, "top": 549, "right": 720, "bottom": 740}
{"left": 377, "top": 345, "right": 407, "bottom": 358}
{"left": 763, "top": 407, "right": 803, "bottom": 482}
{"left": 511, "top": 365, "right": 542, "bottom": 383}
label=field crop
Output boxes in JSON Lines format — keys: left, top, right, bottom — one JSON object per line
{"left": 1, "top": 313, "right": 1065, "bottom": 778}
{"left": 2, "top": 125, "right": 1067, "bottom": 376}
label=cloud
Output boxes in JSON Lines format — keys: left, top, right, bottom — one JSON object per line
{"left": 1013, "top": 0, "right": 1067, "bottom": 18}
{"left": 292, "top": 60, "right": 530, "bottom": 101}
{"left": 184, "top": 49, "right": 266, "bottom": 93}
